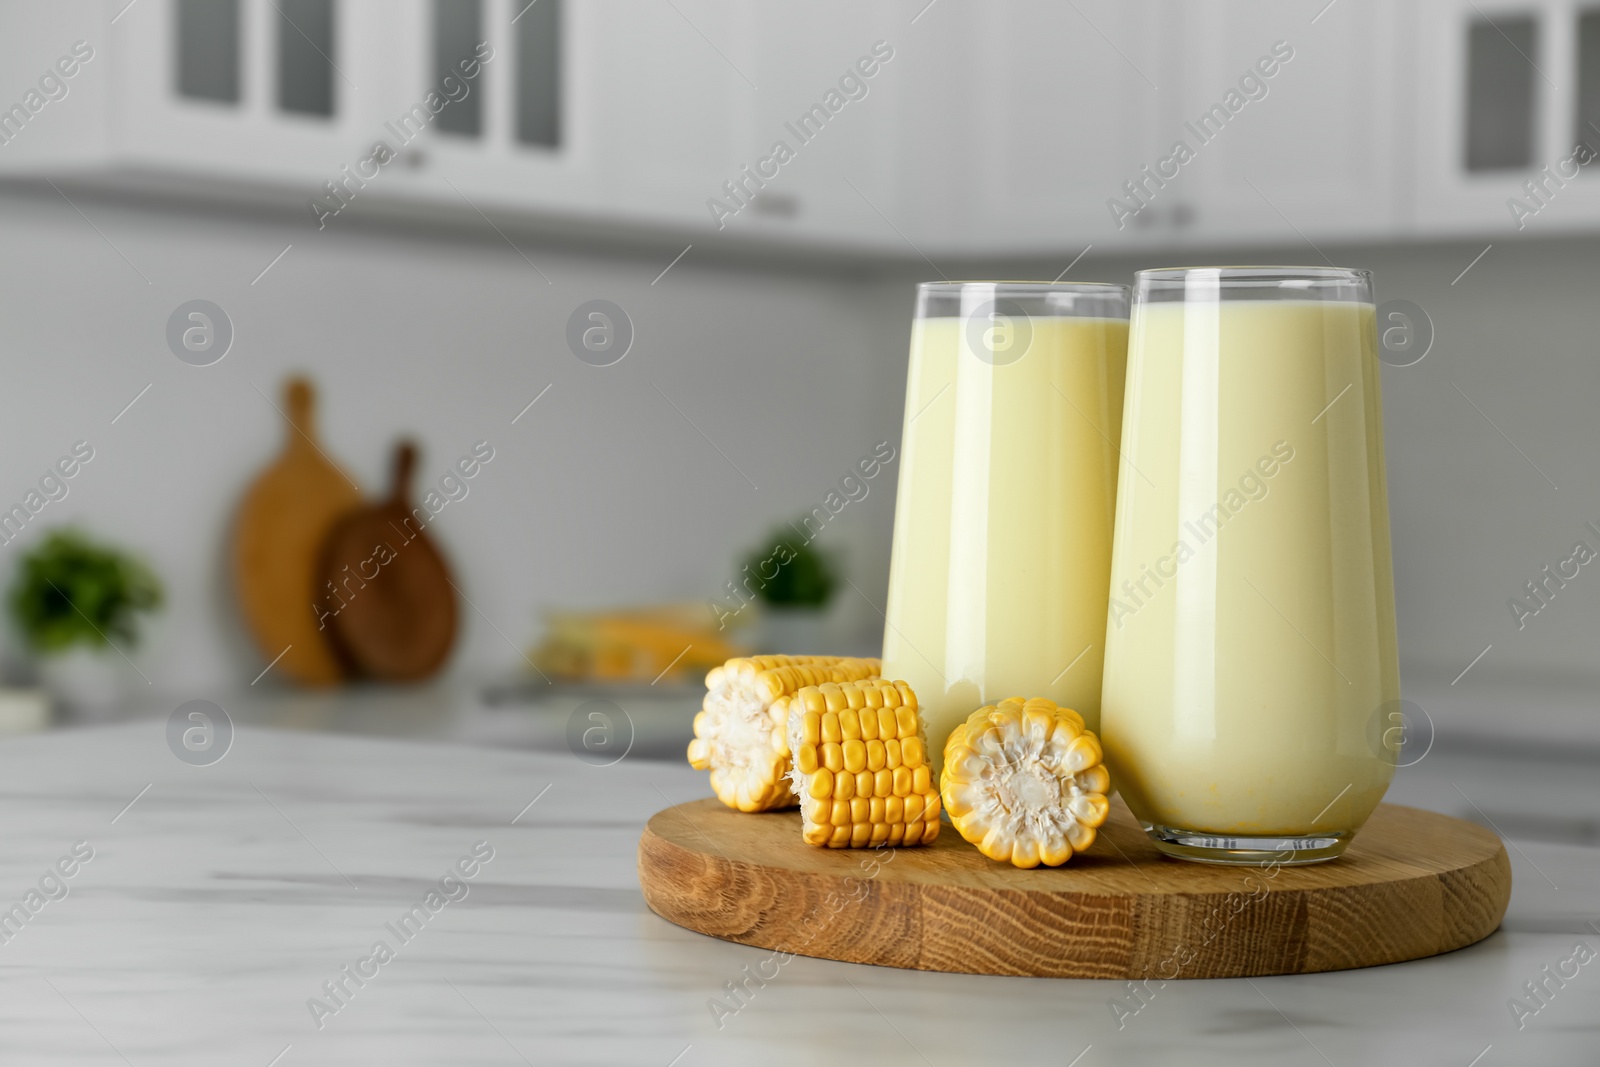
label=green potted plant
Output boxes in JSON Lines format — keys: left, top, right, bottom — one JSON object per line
{"left": 740, "top": 523, "right": 837, "bottom": 654}
{"left": 9, "top": 529, "right": 163, "bottom": 719}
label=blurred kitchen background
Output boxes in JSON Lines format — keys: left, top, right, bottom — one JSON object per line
{"left": 0, "top": 0, "right": 1594, "bottom": 785}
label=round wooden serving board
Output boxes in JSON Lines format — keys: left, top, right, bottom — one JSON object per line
{"left": 639, "top": 796, "right": 1510, "bottom": 979}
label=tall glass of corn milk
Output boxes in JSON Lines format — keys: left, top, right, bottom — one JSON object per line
{"left": 1101, "top": 267, "right": 1399, "bottom": 865}
{"left": 881, "top": 282, "right": 1131, "bottom": 780}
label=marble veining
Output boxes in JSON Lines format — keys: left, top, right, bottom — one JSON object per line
{"left": 0, "top": 721, "right": 1594, "bottom": 1065}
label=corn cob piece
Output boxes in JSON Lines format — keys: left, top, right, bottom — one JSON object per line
{"left": 687, "top": 655, "right": 880, "bottom": 812}
{"left": 940, "top": 697, "right": 1110, "bottom": 868}
{"left": 784, "top": 679, "right": 941, "bottom": 848}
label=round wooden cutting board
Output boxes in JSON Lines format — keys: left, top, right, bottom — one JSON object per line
{"left": 318, "top": 441, "right": 457, "bottom": 682}
{"left": 638, "top": 796, "right": 1511, "bottom": 979}
{"left": 232, "top": 378, "right": 361, "bottom": 687}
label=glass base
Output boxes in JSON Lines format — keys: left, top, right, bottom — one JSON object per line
{"left": 1142, "top": 823, "right": 1351, "bottom": 865}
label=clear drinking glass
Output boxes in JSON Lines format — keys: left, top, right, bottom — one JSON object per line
{"left": 1101, "top": 267, "right": 1399, "bottom": 865}
{"left": 881, "top": 282, "right": 1131, "bottom": 779}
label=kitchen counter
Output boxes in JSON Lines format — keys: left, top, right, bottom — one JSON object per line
{"left": 3, "top": 721, "right": 1597, "bottom": 1065}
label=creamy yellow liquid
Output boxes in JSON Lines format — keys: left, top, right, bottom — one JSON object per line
{"left": 882, "top": 316, "right": 1129, "bottom": 777}
{"left": 1100, "top": 300, "right": 1398, "bottom": 836}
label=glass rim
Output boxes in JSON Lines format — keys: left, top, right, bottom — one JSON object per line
{"left": 1135, "top": 265, "right": 1371, "bottom": 283}
{"left": 916, "top": 280, "right": 1131, "bottom": 294}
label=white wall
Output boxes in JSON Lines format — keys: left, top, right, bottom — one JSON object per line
{"left": 0, "top": 189, "right": 901, "bottom": 696}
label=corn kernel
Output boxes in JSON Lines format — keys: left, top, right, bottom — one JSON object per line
{"left": 823, "top": 742, "right": 844, "bottom": 774}
{"left": 896, "top": 706, "right": 918, "bottom": 738}
{"left": 842, "top": 738, "right": 867, "bottom": 774}
{"left": 821, "top": 712, "right": 842, "bottom": 744}
{"left": 801, "top": 710, "right": 822, "bottom": 745}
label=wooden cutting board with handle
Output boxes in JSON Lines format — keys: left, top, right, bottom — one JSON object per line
{"left": 317, "top": 441, "right": 458, "bottom": 682}
{"left": 232, "top": 377, "right": 361, "bottom": 687}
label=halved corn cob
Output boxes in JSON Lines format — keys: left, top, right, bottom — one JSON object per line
{"left": 941, "top": 697, "right": 1110, "bottom": 868}
{"left": 784, "top": 679, "right": 941, "bottom": 848}
{"left": 687, "top": 655, "right": 880, "bottom": 812}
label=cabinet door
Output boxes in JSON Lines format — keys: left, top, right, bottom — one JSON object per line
{"left": 726, "top": 2, "right": 903, "bottom": 250}
{"left": 1414, "top": 0, "right": 1600, "bottom": 234}
{"left": 110, "top": 0, "right": 375, "bottom": 188}
{"left": 398, "top": 0, "right": 751, "bottom": 230}
{"left": 891, "top": 0, "right": 1167, "bottom": 257}
{"left": 1164, "top": 0, "right": 1404, "bottom": 248}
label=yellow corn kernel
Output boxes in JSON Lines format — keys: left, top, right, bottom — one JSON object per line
{"left": 839, "top": 708, "right": 862, "bottom": 741}
{"left": 855, "top": 770, "right": 874, "bottom": 797}
{"left": 821, "top": 713, "right": 842, "bottom": 744}
{"left": 831, "top": 800, "right": 851, "bottom": 827}
{"left": 892, "top": 766, "right": 912, "bottom": 797}
{"left": 912, "top": 765, "right": 931, "bottom": 795}
{"left": 901, "top": 736, "right": 925, "bottom": 768}
{"left": 801, "top": 710, "right": 822, "bottom": 745}
{"left": 873, "top": 769, "right": 893, "bottom": 796}
{"left": 842, "top": 739, "right": 867, "bottom": 774}
{"left": 835, "top": 769, "right": 855, "bottom": 800}
{"left": 884, "top": 738, "right": 903, "bottom": 769}
{"left": 795, "top": 743, "right": 818, "bottom": 774}
{"left": 850, "top": 797, "right": 870, "bottom": 824}
{"left": 866, "top": 739, "right": 886, "bottom": 771}
{"left": 822, "top": 742, "right": 844, "bottom": 774}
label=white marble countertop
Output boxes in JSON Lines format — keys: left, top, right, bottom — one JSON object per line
{"left": 2, "top": 719, "right": 1597, "bottom": 1066}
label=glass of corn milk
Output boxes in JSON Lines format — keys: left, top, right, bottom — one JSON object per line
{"left": 881, "top": 281, "right": 1131, "bottom": 780}
{"left": 1101, "top": 266, "right": 1399, "bottom": 865}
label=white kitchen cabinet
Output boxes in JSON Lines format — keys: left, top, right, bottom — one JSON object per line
{"left": 24, "top": 0, "right": 1600, "bottom": 257}
{"left": 0, "top": 0, "right": 763, "bottom": 237}
{"left": 1157, "top": 0, "right": 1406, "bottom": 249}
{"left": 1413, "top": 0, "right": 1600, "bottom": 235}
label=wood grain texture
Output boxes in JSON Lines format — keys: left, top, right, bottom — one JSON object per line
{"left": 638, "top": 796, "right": 1511, "bottom": 979}
{"left": 232, "top": 378, "right": 360, "bottom": 687}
